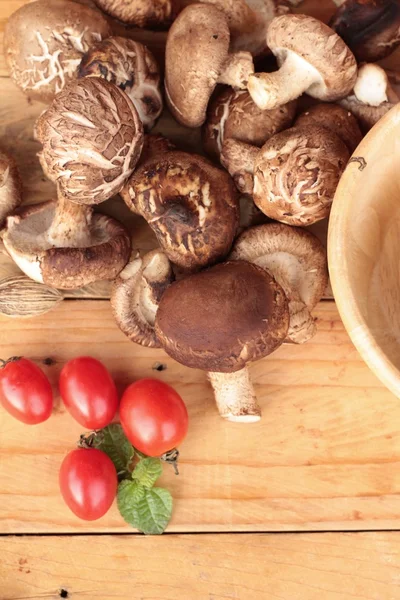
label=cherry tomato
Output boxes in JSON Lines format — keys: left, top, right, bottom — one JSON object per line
{"left": 59, "top": 356, "right": 118, "bottom": 429}
{"left": 0, "top": 357, "right": 53, "bottom": 424}
{"left": 119, "top": 378, "right": 188, "bottom": 456}
{"left": 59, "top": 448, "right": 117, "bottom": 521}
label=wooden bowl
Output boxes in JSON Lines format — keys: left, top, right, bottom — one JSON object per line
{"left": 328, "top": 104, "right": 400, "bottom": 397}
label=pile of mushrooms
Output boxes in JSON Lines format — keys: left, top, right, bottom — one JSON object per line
{"left": 3, "top": 0, "right": 400, "bottom": 421}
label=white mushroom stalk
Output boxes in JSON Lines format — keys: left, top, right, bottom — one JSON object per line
{"left": 46, "top": 196, "right": 92, "bottom": 247}
{"left": 208, "top": 368, "right": 261, "bottom": 423}
{"left": 218, "top": 51, "right": 255, "bottom": 89}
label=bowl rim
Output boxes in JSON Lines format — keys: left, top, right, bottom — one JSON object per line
{"left": 328, "top": 103, "right": 400, "bottom": 398}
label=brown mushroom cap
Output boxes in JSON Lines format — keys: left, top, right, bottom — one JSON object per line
{"left": 111, "top": 249, "right": 174, "bottom": 348}
{"left": 4, "top": 0, "right": 111, "bottom": 103}
{"left": 79, "top": 37, "right": 163, "bottom": 131}
{"left": 220, "top": 139, "right": 259, "bottom": 195}
{"left": 330, "top": 0, "right": 400, "bottom": 63}
{"left": 230, "top": 223, "right": 328, "bottom": 343}
{"left": 253, "top": 125, "right": 349, "bottom": 226}
{"left": 121, "top": 150, "right": 239, "bottom": 271}
{"left": 165, "top": 4, "right": 254, "bottom": 128}
{"left": 0, "top": 150, "right": 22, "bottom": 227}
{"left": 203, "top": 88, "right": 296, "bottom": 161}
{"left": 295, "top": 104, "right": 362, "bottom": 153}
{"left": 248, "top": 14, "right": 357, "bottom": 110}
{"left": 92, "top": 0, "right": 172, "bottom": 26}
{"left": 155, "top": 260, "right": 289, "bottom": 372}
{"left": 2, "top": 200, "right": 131, "bottom": 289}
{"left": 35, "top": 78, "right": 144, "bottom": 205}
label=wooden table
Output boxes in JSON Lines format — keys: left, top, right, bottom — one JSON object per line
{"left": 2, "top": 1, "right": 400, "bottom": 599}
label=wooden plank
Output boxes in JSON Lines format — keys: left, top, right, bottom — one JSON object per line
{"left": 1, "top": 532, "right": 400, "bottom": 600}
{"left": 1, "top": 301, "right": 400, "bottom": 534}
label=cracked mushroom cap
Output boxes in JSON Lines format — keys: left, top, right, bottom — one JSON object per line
{"left": 230, "top": 223, "right": 328, "bottom": 343}
{"left": 2, "top": 200, "right": 131, "bottom": 289}
{"left": 165, "top": 4, "right": 253, "bottom": 128}
{"left": 93, "top": 0, "right": 172, "bottom": 27}
{"left": 330, "top": 0, "right": 400, "bottom": 62}
{"left": 155, "top": 260, "right": 289, "bottom": 372}
{"left": 295, "top": 104, "right": 362, "bottom": 153}
{"left": 111, "top": 249, "right": 174, "bottom": 348}
{"left": 35, "top": 78, "right": 144, "bottom": 205}
{"left": 79, "top": 37, "right": 163, "bottom": 131}
{"left": 253, "top": 125, "right": 349, "bottom": 226}
{"left": 248, "top": 14, "right": 357, "bottom": 109}
{"left": 121, "top": 150, "right": 239, "bottom": 272}
{"left": 0, "top": 150, "right": 22, "bottom": 227}
{"left": 203, "top": 88, "right": 296, "bottom": 161}
{"left": 4, "top": 0, "right": 111, "bottom": 103}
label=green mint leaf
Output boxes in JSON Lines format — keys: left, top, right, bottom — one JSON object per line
{"left": 93, "top": 424, "right": 134, "bottom": 481}
{"left": 132, "top": 457, "right": 162, "bottom": 488}
{"left": 117, "top": 480, "right": 145, "bottom": 529}
{"left": 136, "top": 488, "right": 173, "bottom": 534}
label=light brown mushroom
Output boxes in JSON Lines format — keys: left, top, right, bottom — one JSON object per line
{"left": 4, "top": 0, "right": 111, "bottom": 103}
{"left": 155, "top": 261, "right": 289, "bottom": 421}
{"left": 35, "top": 78, "right": 144, "bottom": 205}
{"left": 230, "top": 223, "right": 328, "bottom": 343}
{"left": 2, "top": 198, "right": 131, "bottom": 289}
{"left": 92, "top": 0, "right": 172, "bottom": 27}
{"left": 248, "top": 14, "right": 357, "bottom": 110}
{"left": 165, "top": 4, "right": 254, "bottom": 128}
{"left": 121, "top": 143, "right": 239, "bottom": 272}
{"left": 0, "top": 150, "right": 22, "bottom": 227}
{"left": 339, "top": 64, "right": 400, "bottom": 132}
{"left": 79, "top": 37, "right": 163, "bottom": 131}
{"left": 111, "top": 249, "right": 174, "bottom": 348}
{"left": 203, "top": 87, "right": 296, "bottom": 161}
{"left": 221, "top": 124, "right": 349, "bottom": 226}
{"left": 330, "top": 0, "right": 400, "bottom": 63}
{"left": 295, "top": 103, "right": 362, "bottom": 153}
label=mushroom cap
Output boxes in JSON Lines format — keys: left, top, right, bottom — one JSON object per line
{"left": 203, "top": 88, "right": 297, "bottom": 160}
{"left": 155, "top": 260, "right": 289, "bottom": 372}
{"left": 2, "top": 200, "right": 131, "bottom": 289}
{"left": 220, "top": 138, "right": 259, "bottom": 195}
{"left": 253, "top": 125, "right": 349, "bottom": 226}
{"left": 121, "top": 150, "right": 239, "bottom": 271}
{"left": 35, "top": 78, "right": 144, "bottom": 205}
{"left": 295, "top": 103, "right": 362, "bottom": 153}
{"left": 0, "top": 150, "right": 22, "bottom": 227}
{"left": 267, "top": 14, "right": 357, "bottom": 101}
{"left": 330, "top": 0, "right": 400, "bottom": 62}
{"left": 230, "top": 222, "right": 328, "bottom": 312}
{"left": 111, "top": 249, "right": 174, "bottom": 348}
{"left": 93, "top": 0, "right": 172, "bottom": 26}
{"left": 79, "top": 37, "right": 163, "bottom": 130}
{"left": 339, "top": 96, "right": 396, "bottom": 133}
{"left": 165, "top": 4, "right": 231, "bottom": 128}
{"left": 4, "top": 0, "right": 111, "bottom": 103}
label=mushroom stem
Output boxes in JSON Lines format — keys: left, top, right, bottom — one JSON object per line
{"left": 248, "top": 54, "right": 318, "bottom": 110}
{"left": 353, "top": 64, "right": 399, "bottom": 107}
{"left": 47, "top": 196, "right": 92, "bottom": 248}
{"left": 332, "top": 0, "right": 346, "bottom": 6}
{"left": 218, "top": 51, "right": 254, "bottom": 89}
{"left": 287, "top": 297, "right": 317, "bottom": 344}
{"left": 221, "top": 139, "right": 258, "bottom": 195}
{"left": 208, "top": 368, "right": 261, "bottom": 422}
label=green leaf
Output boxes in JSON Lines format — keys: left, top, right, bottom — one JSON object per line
{"left": 136, "top": 488, "right": 173, "bottom": 534}
{"left": 132, "top": 457, "right": 162, "bottom": 488}
{"left": 93, "top": 424, "right": 134, "bottom": 480}
{"left": 117, "top": 482, "right": 173, "bottom": 535}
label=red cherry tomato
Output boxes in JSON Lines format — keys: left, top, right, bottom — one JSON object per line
{"left": 0, "top": 357, "right": 53, "bottom": 424}
{"left": 119, "top": 378, "right": 188, "bottom": 456}
{"left": 59, "top": 448, "right": 117, "bottom": 521}
{"left": 59, "top": 357, "right": 118, "bottom": 429}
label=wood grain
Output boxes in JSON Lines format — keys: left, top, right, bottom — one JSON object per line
{"left": 1, "top": 532, "right": 400, "bottom": 600}
{"left": 1, "top": 301, "right": 400, "bottom": 534}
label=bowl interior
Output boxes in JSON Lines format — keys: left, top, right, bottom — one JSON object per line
{"left": 328, "top": 104, "right": 400, "bottom": 397}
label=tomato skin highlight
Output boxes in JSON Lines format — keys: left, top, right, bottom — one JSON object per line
{"left": 119, "top": 378, "right": 189, "bottom": 456}
{"left": 0, "top": 358, "right": 53, "bottom": 424}
{"left": 59, "top": 356, "right": 118, "bottom": 429}
{"left": 59, "top": 448, "right": 117, "bottom": 521}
